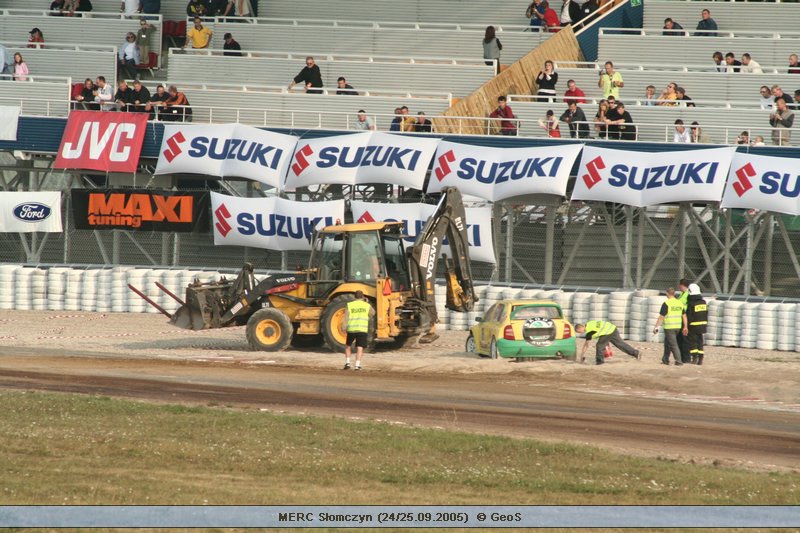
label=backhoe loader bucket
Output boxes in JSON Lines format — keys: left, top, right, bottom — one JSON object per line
{"left": 169, "top": 282, "right": 236, "bottom": 330}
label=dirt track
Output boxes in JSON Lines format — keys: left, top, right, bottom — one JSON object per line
{"left": 1, "top": 310, "right": 800, "bottom": 472}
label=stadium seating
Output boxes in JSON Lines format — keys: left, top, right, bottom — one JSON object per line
{"left": 203, "top": 18, "right": 542, "bottom": 65}
{"left": 644, "top": 0, "right": 800, "bottom": 34}
{"left": 5, "top": 43, "right": 117, "bottom": 85}
{"left": 597, "top": 29, "right": 800, "bottom": 68}
{"left": 0, "top": 78, "right": 71, "bottom": 118}
{"left": 168, "top": 49, "right": 494, "bottom": 97}
{"left": 0, "top": 9, "right": 163, "bottom": 67}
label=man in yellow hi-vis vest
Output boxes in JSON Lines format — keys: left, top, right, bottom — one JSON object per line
{"left": 341, "top": 290, "right": 374, "bottom": 371}
{"left": 653, "top": 287, "right": 687, "bottom": 366}
{"left": 575, "top": 320, "right": 641, "bottom": 365}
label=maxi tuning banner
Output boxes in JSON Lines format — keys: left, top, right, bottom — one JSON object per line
{"left": 572, "top": 146, "right": 736, "bottom": 207}
{"left": 154, "top": 124, "right": 298, "bottom": 190}
{"left": 426, "top": 141, "right": 583, "bottom": 202}
{"left": 54, "top": 111, "right": 148, "bottom": 173}
{"left": 71, "top": 189, "right": 210, "bottom": 232}
{"left": 350, "top": 201, "right": 496, "bottom": 264}
{"left": 0, "top": 192, "right": 62, "bottom": 233}
{"left": 721, "top": 152, "right": 800, "bottom": 216}
{"left": 285, "top": 132, "right": 440, "bottom": 191}
{"left": 211, "top": 192, "right": 345, "bottom": 251}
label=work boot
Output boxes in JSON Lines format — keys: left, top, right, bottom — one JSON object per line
{"left": 691, "top": 355, "right": 698, "bottom": 364}
{"left": 697, "top": 355, "right": 704, "bottom": 365}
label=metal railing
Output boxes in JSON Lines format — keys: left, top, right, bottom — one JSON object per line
{"left": 0, "top": 8, "right": 162, "bottom": 21}
{"left": 551, "top": 59, "right": 800, "bottom": 76}
{"left": 599, "top": 27, "right": 800, "bottom": 39}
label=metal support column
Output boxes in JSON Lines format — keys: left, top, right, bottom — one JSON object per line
{"left": 504, "top": 204, "right": 514, "bottom": 283}
{"left": 743, "top": 215, "right": 754, "bottom": 296}
{"left": 543, "top": 199, "right": 556, "bottom": 285}
{"left": 636, "top": 207, "right": 645, "bottom": 287}
{"left": 677, "top": 203, "right": 686, "bottom": 279}
{"left": 723, "top": 209, "right": 731, "bottom": 293}
{"left": 623, "top": 205, "right": 633, "bottom": 289}
{"left": 764, "top": 213, "right": 774, "bottom": 296}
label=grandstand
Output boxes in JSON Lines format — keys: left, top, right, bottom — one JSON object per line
{"left": 0, "top": 77, "right": 70, "bottom": 118}
{"left": 3, "top": 43, "right": 116, "bottom": 83}
{"left": 643, "top": 0, "right": 800, "bottom": 34}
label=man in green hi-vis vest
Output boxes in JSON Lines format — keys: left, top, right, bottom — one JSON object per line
{"left": 653, "top": 287, "right": 687, "bottom": 366}
{"left": 341, "top": 290, "right": 374, "bottom": 371}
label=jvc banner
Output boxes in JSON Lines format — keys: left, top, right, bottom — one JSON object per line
{"left": 572, "top": 146, "right": 735, "bottom": 207}
{"left": 0, "top": 106, "right": 20, "bottom": 141}
{"left": 285, "top": 132, "right": 439, "bottom": 190}
{"left": 426, "top": 141, "right": 582, "bottom": 202}
{"left": 721, "top": 153, "right": 800, "bottom": 215}
{"left": 350, "top": 201, "right": 495, "bottom": 263}
{"left": 211, "top": 192, "right": 345, "bottom": 251}
{"left": 71, "top": 189, "right": 209, "bottom": 232}
{"left": 54, "top": 111, "right": 148, "bottom": 173}
{"left": 0, "top": 191, "right": 62, "bottom": 233}
{"left": 154, "top": 124, "right": 298, "bottom": 189}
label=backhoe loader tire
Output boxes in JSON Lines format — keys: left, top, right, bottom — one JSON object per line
{"left": 321, "top": 294, "right": 375, "bottom": 353}
{"left": 246, "top": 308, "right": 293, "bottom": 352}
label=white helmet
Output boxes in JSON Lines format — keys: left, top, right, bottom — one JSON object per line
{"left": 688, "top": 283, "right": 701, "bottom": 295}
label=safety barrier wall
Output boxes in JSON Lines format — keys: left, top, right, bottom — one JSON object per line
{"left": 0, "top": 78, "right": 71, "bottom": 117}
{"left": 643, "top": 0, "right": 800, "bottom": 35}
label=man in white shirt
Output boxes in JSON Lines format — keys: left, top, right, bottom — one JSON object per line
{"left": 94, "top": 76, "right": 114, "bottom": 111}
{"left": 120, "top": 0, "right": 141, "bottom": 16}
{"left": 673, "top": 119, "right": 691, "bottom": 143}
{"left": 759, "top": 86, "right": 775, "bottom": 110}
{"left": 741, "top": 53, "right": 763, "bottom": 74}
{"left": 355, "top": 110, "right": 375, "bottom": 131}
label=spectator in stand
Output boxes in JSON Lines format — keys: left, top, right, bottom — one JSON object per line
{"left": 526, "top": 0, "right": 546, "bottom": 28}
{"left": 579, "top": 0, "right": 599, "bottom": 22}
{"left": 163, "top": 85, "right": 192, "bottom": 122}
{"left": 136, "top": 18, "right": 154, "bottom": 63}
{"left": 398, "top": 106, "right": 416, "bottom": 132}
{"left": 355, "top": 109, "right": 375, "bottom": 131}
{"left": 223, "top": 0, "right": 253, "bottom": 18}
{"left": 114, "top": 80, "right": 134, "bottom": 111}
{"left": 795, "top": 90, "right": 800, "bottom": 106}
{"left": 770, "top": 97, "right": 794, "bottom": 146}
{"left": 594, "top": 99, "right": 609, "bottom": 139}
{"left": 336, "top": 77, "right": 357, "bottom": 95}
{"left": 736, "top": 131, "right": 751, "bottom": 146}
{"left": 563, "top": 79, "right": 586, "bottom": 104}
{"left": 288, "top": 56, "right": 323, "bottom": 94}
{"left": 741, "top": 53, "right": 762, "bottom": 74}
{"left": 598, "top": 61, "right": 623, "bottom": 99}
{"left": 93, "top": 76, "right": 114, "bottom": 111}
{"left": 606, "top": 101, "right": 636, "bottom": 140}
{"left": 28, "top": 28, "right": 44, "bottom": 48}
{"left": 559, "top": 0, "right": 572, "bottom": 27}
{"left": 643, "top": 84, "right": 657, "bottom": 106}
{"left": 673, "top": 119, "right": 691, "bottom": 143}
{"left": 489, "top": 95, "right": 518, "bottom": 136}
{"left": 694, "top": 9, "right": 718, "bottom": 37}
{"left": 772, "top": 85, "right": 795, "bottom": 109}
{"left": 67, "top": 0, "right": 94, "bottom": 15}
{"left": 13, "top": 53, "right": 29, "bottom": 82}
{"left": 789, "top": 54, "right": 800, "bottom": 74}
{"left": 482, "top": 26, "right": 502, "bottom": 75}
{"left": 538, "top": 109, "right": 561, "bottom": 137}
{"left": 534, "top": 60, "right": 558, "bottom": 102}
{"left": 389, "top": 108, "right": 402, "bottom": 131}
{"left": 50, "top": 0, "right": 67, "bottom": 15}
{"left": 206, "top": 0, "right": 227, "bottom": 15}
{"left": 725, "top": 52, "right": 742, "bottom": 73}
{"left": 144, "top": 83, "right": 168, "bottom": 119}
{"left": 141, "top": 0, "right": 160, "bottom": 14}
{"left": 675, "top": 86, "right": 695, "bottom": 107}
{"left": 712, "top": 51, "right": 725, "bottom": 73}
{"left": 657, "top": 82, "right": 678, "bottom": 106}
{"left": 186, "top": 0, "right": 208, "bottom": 17}
{"left": 74, "top": 78, "right": 97, "bottom": 110}
{"left": 541, "top": 1, "right": 560, "bottom": 31}
{"left": 759, "top": 86, "right": 774, "bottom": 110}
{"left": 184, "top": 17, "right": 213, "bottom": 50}
{"left": 120, "top": 0, "right": 141, "bottom": 17}
{"left": 690, "top": 122, "right": 713, "bottom": 144}
{"left": 118, "top": 32, "right": 141, "bottom": 80}
{"left": 560, "top": 100, "right": 589, "bottom": 138}
{"left": 415, "top": 111, "right": 433, "bottom": 133}
{"left": 130, "top": 79, "right": 150, "bottom": 112}
{"left": 223, "top": 33, "right": 242, "bottom": 57}
{"left": 753, "top": 135, "right": 766, "bottom": 146}
{"left": 0, "top": 45, "right": 11, "bottom": 79}
{"left": 662, "top": 18, "right": 683, "bottom": 36}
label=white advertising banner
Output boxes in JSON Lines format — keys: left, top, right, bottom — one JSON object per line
{"left": 426, "top": 141, "right": 582, "bottom": 202}
{"left": 350, "top": 201, "right": 495, "bottom": 263}
{"left": 210, "top": 192, "right": 344, "bottom": 251}
{"left": 721, "top": 152, "right": 800, "bottom": 215}
{"left": 284, "top": 132, "right": 439, "bottom": 190}
{"left": 572, "top": 146, "right": 735, "bottom": 207}
{"left": 0, "top": 191, "right": 62, "bottom": 233}
{"left": 154, "top": 124, "right": 298, "bottom": 189}
{"left": 0, "top": 106, "right": 20, "bottom": 141}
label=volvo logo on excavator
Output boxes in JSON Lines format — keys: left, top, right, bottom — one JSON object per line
{"left": 425, "top": 237, "right": 438, "bottom": 280}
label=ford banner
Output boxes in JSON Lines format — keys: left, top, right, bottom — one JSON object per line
{"left": 721, "top": 152, "right": 800, "bottom": 215}
{"left": 285, "top": 132, "right": 439, "bottom": 191}
{"left": 210, "top": 192, "right": 345, "bottom": 251}
{"left": 572, "top": 146, "right": 736, "bottom": 207}
{"left": 350, "top": 201, "right": 496, "bottom": 263}
{"left": 54, "top": 111, "right": 148, "bottom": 173}
{"left": 155, "top": 124, "right": 298, "bottom": 190}
{"left": 426, "top": 141, "right": 583, "bottom": 202}
{"left": 0, "top": 191, "right": 62, "bottom": 233}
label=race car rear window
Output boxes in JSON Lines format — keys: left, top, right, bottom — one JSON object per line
{"left": 511, "top": 305, "right": 561, "bottom": 320}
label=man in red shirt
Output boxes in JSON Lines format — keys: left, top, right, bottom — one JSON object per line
{"left": 563, "top": 79, "right": 586, "bottom": 104}
{"left": 489, "top": 96, "right": 518, "bottom": 136}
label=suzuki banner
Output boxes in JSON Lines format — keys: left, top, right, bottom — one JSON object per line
{"left": 285, "top": 132, "right": 439, "bottom": 191}
{"left": 154, "top": 124, "right": 298, "bottom": 189}
{"left": 54, "top": 111, "right": 148, "bottom": 173}
{"left": 721, "top": 152, "right": 800, "bottom": 215}
{"left": 350, "top": 201, "right": 496, "bottom": 263}
{"left": 211, "top": 192, "right": 345, "bottom": 251}
{"left": 0, "top": 106, "right": 20, "bottom": 141}
{"left": 0, "top": 192, "right": 62, "bottom": 233}
{"left": 572, "top": 146, "right": 736, "bottom": 207}
{"left": 426, "top": 141, "right": 583, "bottom": 202}
{"left": 71, "top": 189, "right": 210, "bottom": 232}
